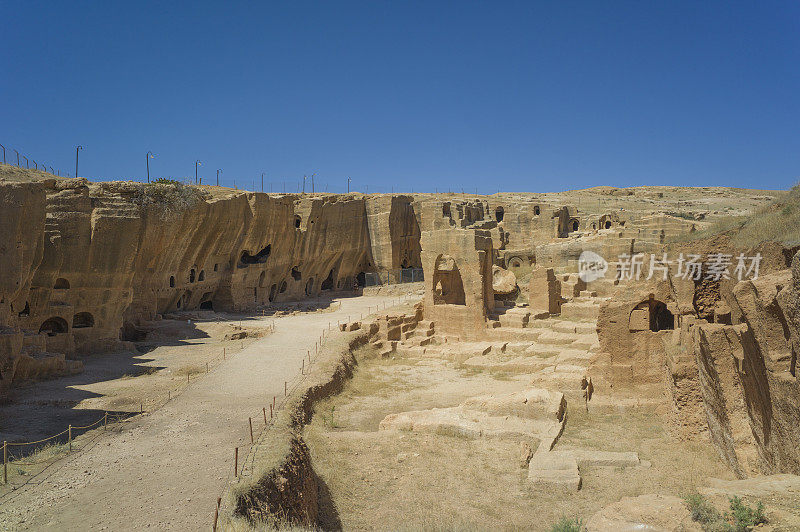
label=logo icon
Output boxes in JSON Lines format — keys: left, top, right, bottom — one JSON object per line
{"left": 578, "top": 250, "right": 608, "bottom": 283}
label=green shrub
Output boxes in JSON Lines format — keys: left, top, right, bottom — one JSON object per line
{"left": 549, "top": 516, "right": 584, "bottom": 532}
{"left": 684, "top": 491, "right": 722, "bottom": 524}
{"left": 725, "top": 496, "right": 766, "bottom": 531}
{"left": 683, "top": 492, "right": 767, "bottom": 531}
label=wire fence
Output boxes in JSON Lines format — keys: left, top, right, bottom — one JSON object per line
{"left": 364, "top": 268, "right": 424, "bottom": 287}
{"left": 1, "top": 142, "right": 498, "bottom": 194}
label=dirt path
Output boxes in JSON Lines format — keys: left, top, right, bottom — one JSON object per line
{"left": 0, "top": 294, "right": 400, "bottom": 531}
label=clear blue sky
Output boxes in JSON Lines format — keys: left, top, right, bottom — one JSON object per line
{"left": 2, "top": 1, "right": 798, "bottom": 193}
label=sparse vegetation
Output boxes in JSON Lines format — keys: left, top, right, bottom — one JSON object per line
{"left": 176, "top": 364, "right": 205, "bottom": 377}
{"left": 670, "top": 182, "right": 800, "bottom": 247}
{"left": 132, "top": 179, "right": 207, "bottom": 219}
{"left": 549, "top": 516, "right": 585, "bottom": 531}
{"left": 683, "top": 492, "right": 766, "bottom": 531}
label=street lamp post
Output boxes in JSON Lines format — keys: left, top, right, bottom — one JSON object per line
{"left": 32, "top": 160, "right": 38, "bottom": 170}
{"left": 146, "top": 151, "right": 155, "bottom": 183}
{"left": 75, "top": 145, "right": 83, "bottom": 178}
{"left": 13, "top": 149, "right": 19, "bottom": 166}
{"left": 216, "top": 169, "right": 221, "bottom": 186}
{"left": 195, "top": 160, "right": 202, "bottom": 184}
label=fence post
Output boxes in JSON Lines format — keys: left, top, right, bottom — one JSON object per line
{"left": 284, "top": 381, "right": 287, "bottom": 396}
{"left": 249, "top": 418, "right": 254, "bottom": 444}
{"left": 263, "top": 407, "right": 267, "bottom": 424}
{"left": 104, "top": 412, "right": 108, "bottom": 430}
{"left": 68, "top": 425, "right": 72, "bottom": 452}
{"left": 206, "top": 362, "right": 209, "bottom": 373}
{"left": 213, "top": 497, "right": 221, "bottom": 532}
{"left": 3, "top": 441, "right": 7, "bottom": 484}
{"left": 234, "top": 447, "right": 239, "bottom": 477}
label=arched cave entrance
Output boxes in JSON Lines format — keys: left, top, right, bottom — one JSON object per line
{"left": 495, "top": 206, "right": 504, "bottom": 222}
{"left": 198, "top": 270, "right": 205, "bottom": 281}
{"left": 269, "top": 284, "right": 277, "bottom": 302}
{"left": 305, "top": 278, "right": 314, "bottom": 296}
{"left": 18, "top": 301, "right": 30, "bottom": 317}
{"left": 72, "top": 312, "right": 94, "bottom": 328}
{"left": 39, "top": 317, "right": 68, "bottom": 336}
{"left": 291, "top": 267, "right": 302, "bottom": 281}
{"left": 169, "top": 276, "right": 175, "bottom": 288}
{"left": 321, "top": 269, "right": 335, "bottom": 290}
{"left": 356, "top": 272, "right": 366, "bottom": 288}
{"left": 54, "top": 278, "right": 70, "bottom": 289}
{"left": 432, "top": 255, "right": 466, "bottom": 305}
{"left": 570, "top": 219, "right": 580, "bottom": 232}
{"left": 294, "top": 215, "right": 301, "bottom": 228}
{"left": 629, "top": 296, "right": 675, "bottom": 332}
{"left": 189, "top": 269, "right": 196, "bottom": 283}
{"left": 533, "top": 206, "right": 540, "bottom": 216}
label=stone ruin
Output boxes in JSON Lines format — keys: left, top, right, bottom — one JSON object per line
{"left": 2, "top": 165, "right": 799, "bottom": 491}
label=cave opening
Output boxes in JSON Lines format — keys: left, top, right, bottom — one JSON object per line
{"left": 54, "top": 278, "right": 70, "bottom": 289}
{"left": 72, "top": 312, "right": 95, "bottom": 328}
{"left": 269, "top": 283, "right": 277, "bottom": 302}
{"left": 18, "top": 301, "right": 30, "bottom": 317}
{"left": 495, "top": 206, "right": 504, "bottom": 222}
{"left": 240, "top": 244, "right": 272, "bottom": 266}
{"left": 321, "top": 269, "right": 335, "bottom": 290}
{"left": 291, "top": 267, "right": 302, "bottom": 281}
{"left": 39, "top": 317, "right": 68, "bottom": 336}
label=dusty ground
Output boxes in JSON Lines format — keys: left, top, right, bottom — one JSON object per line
{"left": 304, "top": 344, "right": 749, "bottom": 530}
{"left": 0, "top": 293, "right": 410, "bottom": 531}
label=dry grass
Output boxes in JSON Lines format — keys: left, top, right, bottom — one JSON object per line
{"left": 176, "top": 364, "right": 206, "bottom": 377}
{"left": 670, "top": 182, "right": 800, "bottom": 248}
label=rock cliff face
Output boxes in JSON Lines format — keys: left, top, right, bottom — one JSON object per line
{"left": 0, "top": 175, "right": 419, "bottom": 396}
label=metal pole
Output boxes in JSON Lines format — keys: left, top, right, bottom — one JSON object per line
{"left": 32, "top": 160, "right": 37, "bottom": 170}
{"left": 146, "top": 151, "right": 154, "bottom": 183}
{"left": 0, "top": 143, "right": 5, "bottom": 163}
{"left": 311, "top": 173, "right": 315, "bottom": 194}
{"left": 195, "top": 160, "right": 201, "bottom": 184}
{"left": 302, "top": 175, "right": 306, "bottom": 194}
{"left": 13, "top": 149, "right": 19, "bottom": 166}
{"left": 347, "top": 176, "right": 351, "bottom": 193}
{"left": 3, "top": 441, "right": 6, "bottom": 484}
{"left": 23, "top": 155, "right": 28, "bottom": 168}
{"left": 49, "top": 166, "right": 54, "bottom": 173}
{"left": 75, "top": 145, "right": 83, "bottom": 178}
{"left": 216, "top": 169, "right": 221, "bottom": 186}
{"left": 261, "top": 172, "right": 264, "bottom": 192}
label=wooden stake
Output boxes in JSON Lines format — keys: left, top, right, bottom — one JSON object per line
{"left": 68, "top": 425, "right": 72, "bottom": 452}
{"left": 223, "top": 347, "right": 226, "bottom": 359}
{"left": 249, "top": 417, "right": 254, "bottom": 443}
{"left": 213, "top": 497, "right": 221, "bottom": 532}
{"left": 234, "top": 447, "right": 239, "bottom": 476}
{"left": 302, "top": 359, "right": 304, "bottom": 374}
{"left": 273, "top": 396, "right": 276, "bottom": 409}
{"left": 206, "top": 362, "right": 209, "bottom": 373}
{"left": 270, "top": 403, "right": 273, "bottom": 418}
{"left": 263, "top": 407, "right": 267, "bottom": 424}
{"left": 104, "top": 412, "right": 108, "bottom": 430}
{"left": 3, "top": 441, "right": 7, "bottom": 485}
{"left": 284, "top": 381, "right": 287, "bottom": 396}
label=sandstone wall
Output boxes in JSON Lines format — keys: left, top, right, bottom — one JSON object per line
{"left": 0, "top": 177, "right": 419, "bottom": 396}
